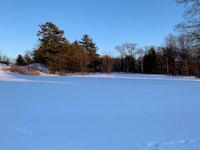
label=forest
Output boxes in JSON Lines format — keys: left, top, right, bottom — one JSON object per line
{"left": 1, "top": 0, "right": 200, "bottom": 77}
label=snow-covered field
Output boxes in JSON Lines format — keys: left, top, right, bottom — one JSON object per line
{"left": 0, "top": 64, "right": 200, "bottom": 150}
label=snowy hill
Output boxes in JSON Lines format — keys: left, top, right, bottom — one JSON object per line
{"left": 0, "top": 64, "right": 200, "bottom": 150}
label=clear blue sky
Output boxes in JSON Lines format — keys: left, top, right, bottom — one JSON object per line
{"left": 0, "top": 0, "right": 184, "bottom": 58}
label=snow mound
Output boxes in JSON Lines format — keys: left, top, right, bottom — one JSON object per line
{"left": 0, "top": 64, "right": 74, "bottom": 84}
{"left": 27, "top": 63, "right": 49, "bottom": 74}
{"left": 0, "top": 63, "right": 7, "bottom": 68}
{"left": 0, "top": 65, "right": 29, "bottom": 82}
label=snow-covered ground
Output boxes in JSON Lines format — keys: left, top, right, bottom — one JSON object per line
{"left": 0, "top": 64, "right": 200, "bottom": 150}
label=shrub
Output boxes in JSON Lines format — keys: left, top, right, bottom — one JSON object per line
{"left": 4, "top": 65, "right": 40, "bottom": 75}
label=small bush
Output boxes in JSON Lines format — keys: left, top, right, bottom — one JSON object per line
{"left": 4, "top": 65, "right": 40, "bottom": 75}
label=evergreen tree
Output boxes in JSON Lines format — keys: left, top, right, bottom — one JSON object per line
{"left": 143, "top": 47, "right": 157, "bottom": 74}
{"left": 79, "top": 34, "right": 99, "bottom": 71}
{"left": 24, "top": 51, "right": 33, "bottom": 65}
{"left": 16, "top": 55, "right": 26, "bottom": 66}
{"left": 33, "top": 22, "right": 69, "bottom": 73}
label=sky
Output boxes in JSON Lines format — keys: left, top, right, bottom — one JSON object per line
{"left": 0, "top": 0, "right": 185, "bottom": 58}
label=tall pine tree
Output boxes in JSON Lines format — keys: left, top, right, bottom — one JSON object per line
{"left": 33, "top": 22, "right": 69, "bottom": 73}
{"left": 16, "top": 55, "right": 26, "bottom": 66}
{"left": 79, "top": 34, "right": 99, "bottom": 71}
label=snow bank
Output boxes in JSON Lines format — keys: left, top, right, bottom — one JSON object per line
{"left": 27, "top": 63, "right": 49, "bottom": 74}
{"left": 71, "top": 73, "right": 200, "bottom": 82}
{"left": 0, "top": 64, "right": 74, "bottom": 84}
{"left": 0, "top": 63, "right": 51, "bottom": 81}
{"left": 0, "top": 64, "right": 29, "bottom": 82}
{"left": 1, "top": 63, "right": 200, "bottom": 82}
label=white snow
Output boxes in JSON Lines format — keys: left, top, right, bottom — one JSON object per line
{"left": 0, "top": 64, "right": 29, "bottom": 82}
{"left": 28, "top": 63, "right": 49, "bottom": 74}
{"left": 0, "top": 64, "right": 200, "bottom": 150}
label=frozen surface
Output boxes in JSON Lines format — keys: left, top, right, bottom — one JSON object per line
{"left": 0, "top": 65, "right": 200, "bottom": 150}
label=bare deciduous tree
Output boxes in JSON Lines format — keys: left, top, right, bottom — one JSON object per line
{"left": 115, "top": 43, "right": 137, "bottom": 72}
{"left": 163, "top": 34, "right": 179, "bottom": 74}
{"left": 177, "top": 0, "right": 200, "bottom": 47}
{"left": 115, "top": 45, "right": 126, "bottom": 72}
{"left": 101, "top": 55, "right": 113, "bottom": 74}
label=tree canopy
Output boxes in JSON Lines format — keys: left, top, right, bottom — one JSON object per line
{"left": 33, "top": 22, "right": 100, "bottom": 74}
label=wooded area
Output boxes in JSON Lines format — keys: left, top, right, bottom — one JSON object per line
{"left": 1, "top": 0, "right": 199, "bottom": 77}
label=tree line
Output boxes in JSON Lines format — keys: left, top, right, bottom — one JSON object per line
{"left": 3, "top": 0, "right": 200, "bottom": 77}
{"left": 0, "top": 52, "right": 9, "bottom": 65}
